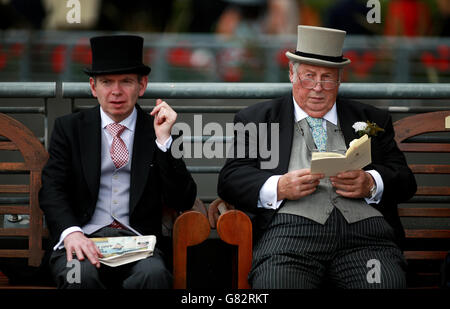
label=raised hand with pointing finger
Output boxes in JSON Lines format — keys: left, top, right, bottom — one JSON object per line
{"left": 150, "top": 99, "right": 177, "bottom": 145}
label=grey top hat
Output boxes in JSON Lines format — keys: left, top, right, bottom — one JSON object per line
{"left": 286, "top": 25, "right": 351, "bottom": 68}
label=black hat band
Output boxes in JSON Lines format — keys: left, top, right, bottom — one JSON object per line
{"left": 294, "top": 51, "right": 346, "bottom": 63}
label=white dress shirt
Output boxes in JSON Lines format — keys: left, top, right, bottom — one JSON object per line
{"left": 257, "top": 97, "right": 384, "bottom": 210}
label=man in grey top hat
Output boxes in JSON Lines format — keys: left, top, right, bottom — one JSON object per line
{"left": 218, "top": 25, "right": 417, "bottom": 288}
{"left": 39, "top": 35, "right": 197, "bottom": 288}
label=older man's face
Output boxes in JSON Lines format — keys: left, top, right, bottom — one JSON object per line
{"left": 290, "top": 63, "right": 340, "bottom": 118}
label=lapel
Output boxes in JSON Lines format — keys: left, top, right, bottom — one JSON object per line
{"left": 336, "top": 98, "right": 359, "bottom": 148}
{"left": 273, "top": 94, "right": 295, "bottom": 175}
{"left": 129, "top": 104, "right": 156, "bottom": 214}
{"left": 79, "top": 106, "right": 101, "bottom": 200}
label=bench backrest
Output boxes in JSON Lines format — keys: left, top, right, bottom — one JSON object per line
{"left": 394, "top": 111, "right": 450, "bottom": 287}
{"left": 0, "top": 113, "right": 48, "bottom": 266}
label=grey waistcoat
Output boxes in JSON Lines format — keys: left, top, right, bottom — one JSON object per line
{"left": 278, "top": 118, "right": 382, "bottom": 224}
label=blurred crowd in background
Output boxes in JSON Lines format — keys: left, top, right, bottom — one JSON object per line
{"left": 1, "top": 0, "right": 449, "bottom": 37}
{"left": 0, "top": 0, "right": 449, "bottom": 83}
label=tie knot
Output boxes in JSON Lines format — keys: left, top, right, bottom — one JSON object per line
{"left": 306, "top": 116, "right": 323, "bottom": 129}
{"left": 106, "top": 123, "right": 126, "bottom": 137}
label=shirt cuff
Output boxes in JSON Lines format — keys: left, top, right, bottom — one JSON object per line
{"left": 365, "top": 170, "right": 384, "bottom": 204}
{"left": 257, "top": 175, "right": 283, "bottom": 210}
{"left": 155, "top": 136, "right": 173, "bottom": 152}
{"left": 53, "top": 226, "right": 84, "bottom": 251}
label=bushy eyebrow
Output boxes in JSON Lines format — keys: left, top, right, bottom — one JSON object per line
{"left": 302, "top": 69, "right": 335, "bottom": 75}
{"left": 300, "top": 71, "right": 337, "bottom": 79}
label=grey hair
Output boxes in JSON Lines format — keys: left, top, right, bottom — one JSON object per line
{"left": 291, "top": 61, "right": 300, "bottom": 83}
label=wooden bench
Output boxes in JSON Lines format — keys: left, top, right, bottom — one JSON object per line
{"left": 208, "top": 110, "right": 450, "bottom": 289}
{"left": 394, "top": 110, "right": 450, "bottom": 288}
{"left": 0, "top": 112, "right": 209, "bottom": 288}
{"left": 172, "top": 201, "right": 210, "bottom": 289}
{"left": 0, "top": 112, "right": 51, "bottom": 288}
{"left": 207, "top": 199, "right": 252, "bottom": 289}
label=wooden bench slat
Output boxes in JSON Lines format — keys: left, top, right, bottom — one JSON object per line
{"left": 409, "top": 164, "right": 450, "bottom": 174}
{"left": 0, "top": 228, "right": 31, "bottom": 236}
{"left": 0, "top": 249, "right": 30, "bottom": 258}
{"left": 403, "top": 251, "right": 448, "bottom": 260}
{"left": 398, "top": 143, "right": 450, "bottom": 152}
{"left": 0, "top": 141, "right": 18, "bottom": 151}
{"left": 405, "top": 229, "right": 450, "bottom": 238}
{"left": 416, "top": 186, "right": 450, "bottom": 196}
{"left": 0, "top": 205, "right": 29, "bottom": 214}
{"left": 0, "top": 184, "right": 29, "bottom": 193}
{"left": 398, "top": 207, "right": 450, "bottom": 217}
{"left": 0, "top": 162, "right": 28, "bottom": 172}
{"left": 408, "top": 196, "right": 450, "bottom": 203}
{"left": 0, "top": 227, "right": 48, "bottom": 237}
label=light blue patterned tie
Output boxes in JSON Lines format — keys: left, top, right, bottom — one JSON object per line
{"left": 306, "top": 116, "right": 327, "bottom": 152}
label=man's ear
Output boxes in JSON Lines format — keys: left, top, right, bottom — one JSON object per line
{"left": 89, "top": 77, "right": 97, "bottom": 97}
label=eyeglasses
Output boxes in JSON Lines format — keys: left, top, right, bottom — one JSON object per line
{"left": 299, "top": 78, "right": 340, "bottom": 90}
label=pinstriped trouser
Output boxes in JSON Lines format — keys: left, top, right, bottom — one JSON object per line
{"left": 250, "top": 209, "right": 407, "bottom": 289}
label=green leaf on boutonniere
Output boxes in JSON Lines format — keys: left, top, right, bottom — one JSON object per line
{"left": 352, "top": 121, "right": 385, "bottom": 137}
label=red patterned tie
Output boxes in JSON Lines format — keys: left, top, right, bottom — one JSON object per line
{"left": 106, "top": 123, "right": 129, "bottom": 169}
{"left": 109, "top": 220, "right": 127, "bottom": 230}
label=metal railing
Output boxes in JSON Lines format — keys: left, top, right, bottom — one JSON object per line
{"left": 64, "top": 82, "right": 450, "bottom": 99}
{"left": 0, "top": 82, "right": 56, "bottom": 148}
{"left": 65, "top": 81, "right": 450, "bottom": 108}
{"left": 1, "top": 82, "right": 449, "bottom": 204}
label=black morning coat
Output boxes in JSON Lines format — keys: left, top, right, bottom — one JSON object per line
{"left": 39, "top": 104, "right": 197, "bottom": 249}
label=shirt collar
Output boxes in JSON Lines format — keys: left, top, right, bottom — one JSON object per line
{"left": 292, "top": 95, "right": 338, "bottom": 125}
{"left": 100, "top": 106, "right": 137, "bottom": 132}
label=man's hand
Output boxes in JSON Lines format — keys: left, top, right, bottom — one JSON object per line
{"left": 64, "top": 231, "right": 102, "bottom": 268}
{"left": 277, "top": 169, "right": 324, "bottom": 201}
{"left": 330, "top": 170, "right": 374, "bottom": 199}
{"left": 150, "top": 99, "right": 177, "bottom": 145}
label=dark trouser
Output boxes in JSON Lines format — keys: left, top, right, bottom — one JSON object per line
{"left": 49, "top": 227, "right": 172, "bottom": 289}
{"left": 250, "top": 209, "right": 407, "bottom": 289}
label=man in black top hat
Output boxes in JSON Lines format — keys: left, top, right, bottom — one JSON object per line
{"left": 39, "top": 35, "right": 197, "bottom": 288}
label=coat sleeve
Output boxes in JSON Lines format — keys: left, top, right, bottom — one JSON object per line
{"left": 367, "top": 113, "right": 417, "bottom": 206}
{"left": 39, "top": 117, "right": 81, "bottom": 241}
{"left": 155, "top": 143, "right": 197, "bottom": 212}
{"left": 218, "top": 112, "right": 275, "bottom": 213}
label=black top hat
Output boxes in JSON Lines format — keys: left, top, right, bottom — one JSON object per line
{"left": 84, "top": 35, "right": 151, "bottom": 76}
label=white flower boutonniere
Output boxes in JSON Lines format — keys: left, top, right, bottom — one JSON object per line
{"left": 352, "top": 121, "right": 385, "bottom": 137}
